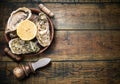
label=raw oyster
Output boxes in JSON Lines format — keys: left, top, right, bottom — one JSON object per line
{"left": 36, "top": 12, "right": 51, "bottom": 47}
{"left": 5, "top": 7, "right": 32, "bottom": 33}
{"left": 9, "top": 38, "right": 40, "bottom": 54}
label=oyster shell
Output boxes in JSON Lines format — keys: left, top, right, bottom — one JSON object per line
{"left": 9, "top": 38, "right": 40, "bottom": 54}
{"left": 5, "top": 7, "right": 32, "bottom": 33}
{"left": 36, "top": 12, "right": 51, "bottom": 47}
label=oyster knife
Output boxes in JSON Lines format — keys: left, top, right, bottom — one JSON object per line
{"left": 13, "top": 58, "right": 51, "bottom": 79}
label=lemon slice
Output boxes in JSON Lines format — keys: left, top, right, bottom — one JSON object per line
{"left": 16, "top": 20, "right": 37, "bottom": 40}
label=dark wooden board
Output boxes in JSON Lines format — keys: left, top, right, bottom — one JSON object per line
{"left": 0, "top": 61, "right": 120, "bottom": 84}
{"left": 0, "top": 30, "right": 120, "bottom": 61}
{"left": 1, "top": 0, "right": 120, "bottom": 3}
{"left": 0, "top": 3, "right": 120, "bottom": 30}
{"left": 0, "top": 0, "right": 120, "bottom": 84}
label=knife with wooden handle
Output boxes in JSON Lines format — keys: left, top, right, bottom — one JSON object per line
{"left": 13, "top": 58, "right": 51, "bottom": 79}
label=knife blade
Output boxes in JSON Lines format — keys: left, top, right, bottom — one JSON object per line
{"left": 31, "top": 58, "right": 51, "bottom": 71}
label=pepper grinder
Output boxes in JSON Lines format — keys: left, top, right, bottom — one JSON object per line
{"left": 13, "top": 58, "right": 51, "bottom": 79}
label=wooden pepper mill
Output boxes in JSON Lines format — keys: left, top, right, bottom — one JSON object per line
{"left": 13, "top": 58, "right": 51, "bottom": 79}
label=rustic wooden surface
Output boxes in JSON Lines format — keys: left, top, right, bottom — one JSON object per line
{"left": 0, "top": 0, "right": 120, "bottom": 84}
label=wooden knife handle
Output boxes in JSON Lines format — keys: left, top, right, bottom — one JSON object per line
{"left": 13, "top": 63, "right": 35, "bottom": 80}
{"left": 38, "top": 4, "right": 54, "bottom": 17}
{"left": 4, "top": 47, "right": 22, "bottom": 61}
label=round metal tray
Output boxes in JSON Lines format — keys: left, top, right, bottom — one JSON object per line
{"left": 4, "top": 8, "right": 54, "bottom": 56}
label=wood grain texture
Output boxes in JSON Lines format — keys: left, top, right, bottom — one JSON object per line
{"left": 0, "top": 30, "right": 120, "bottom": 61}
{"left": 1, "top": 0, "right": 120, "bottom": 3}
{"left": 0, "top": 3, "right": 120, "bottom": 30}
{"left": 0, "top": 0, "right": 120, "bottom": 84}
{"left": 0, "top": 61, "right": 120, "bottom": 84}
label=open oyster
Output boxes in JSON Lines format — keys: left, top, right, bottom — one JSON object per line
{"left": 9, "top": 38, "right": 40, "bottom": 54}
{"left": 5, "top": 7, "right": 32, "bottom": 33}
{"left": 36, "top": 12, "right": 51, "bottom": 47}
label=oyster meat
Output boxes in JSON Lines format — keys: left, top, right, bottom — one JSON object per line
{"left": 36, "top": 12, "right": 51, "bottom": 47}
{"left": 5, "top": 7, "right": 32, "bottom": 33}
{"left": 9, "top": 38, "right": 40, "bottom": 54}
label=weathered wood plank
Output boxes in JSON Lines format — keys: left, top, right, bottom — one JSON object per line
{"left": 0, "top": 0, "right": 30, "bottom": 3}
{"left": 33, "top": 0, "right": 120, "bottom": 3}
{"left": 0, "top": 61, "right": 120, "bottom": 84}
{"left": 1, "top": 0, "right": 120, "bottom": 3}
{"left": 0, "top": 3, "right": 120, "bottom": 30}
{"left": 0, "top": 30, "right": 120, "bottom": 61}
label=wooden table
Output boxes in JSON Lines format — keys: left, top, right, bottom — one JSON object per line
{"left": 0, "top": 0, "right": 120, "bottom": 84}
